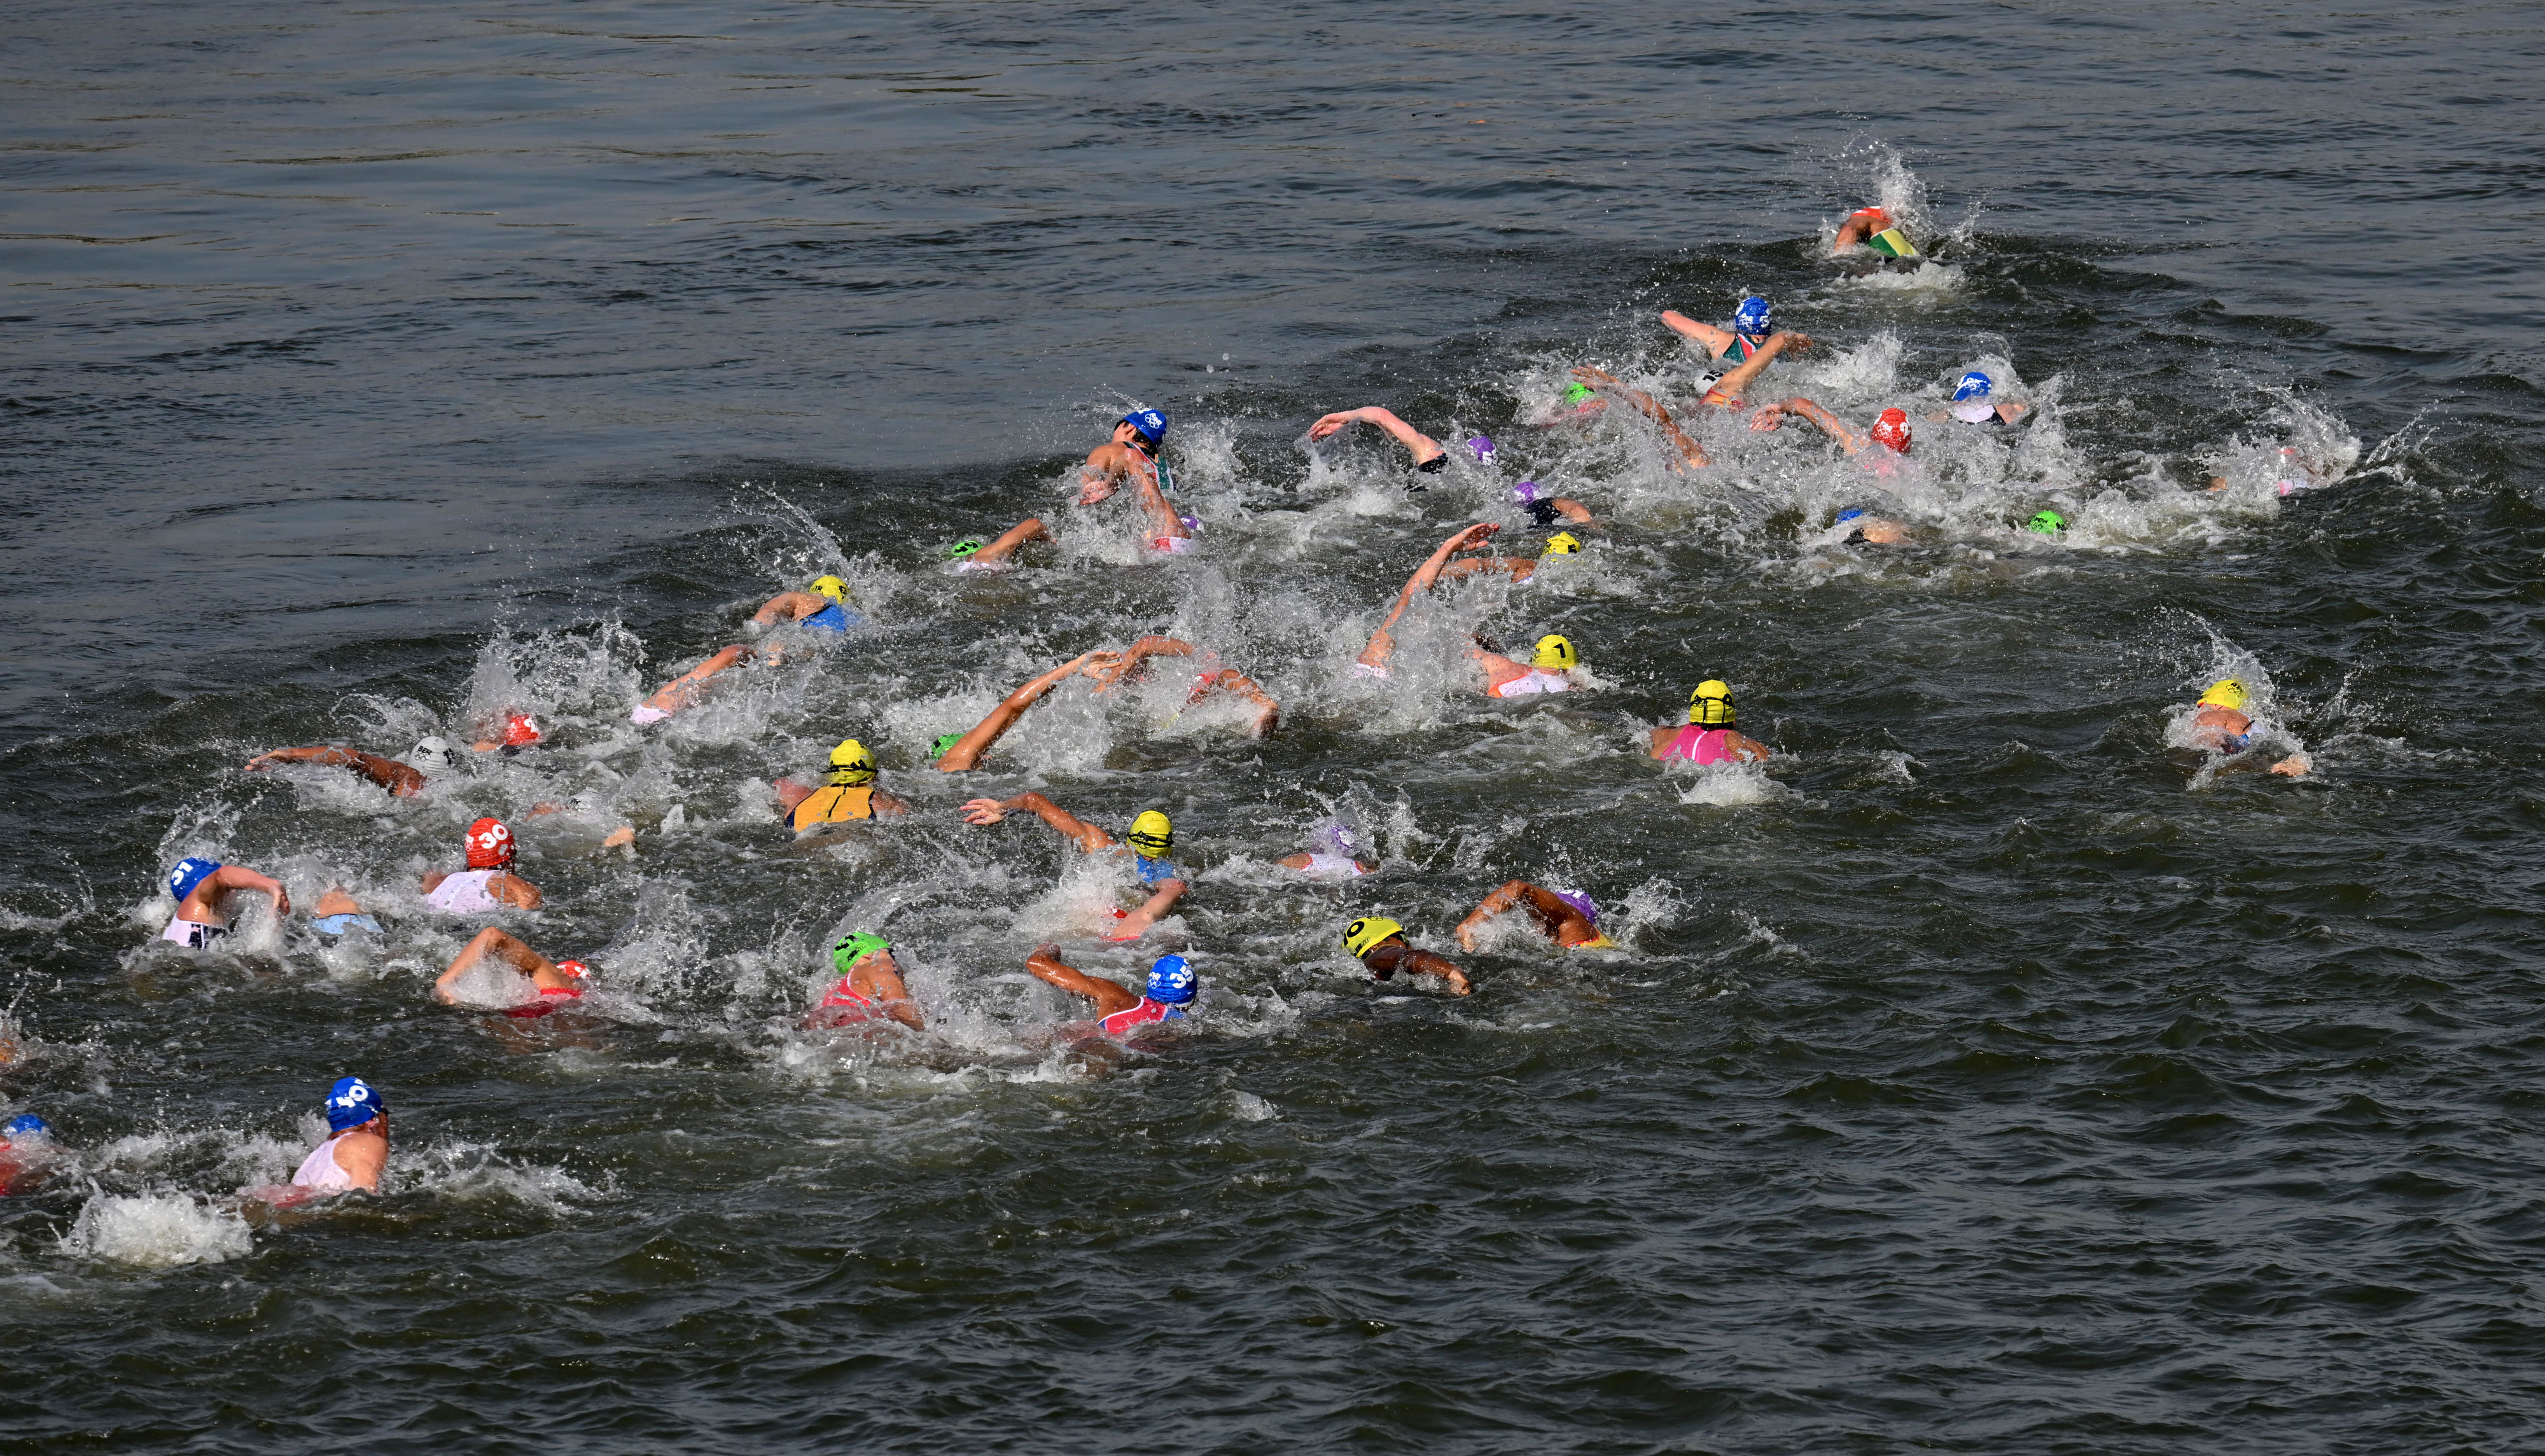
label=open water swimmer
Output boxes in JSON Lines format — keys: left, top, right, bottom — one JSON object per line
{"left": 244, "top": 744, "right": 428, "bottom": 797}
{"left": 287, "top": 1078, "right": 389, "bottom": 1197}
{"left": 2180, "top": 678, "right": 2310, "bottom": 777}
{"left": 1660, "top": 294, "right": 1785, "bottom": 365}
{"left": 754, "top": 576, "right": 865, "bottom": 634}
{"left": 1353, "top": 523, "right": 1589, "bottom": 697}
{"left": 433, "top": 928, "right": 596, "bottom": 1015}
{"left": 420, "top": 817, "right": 545, "bottom": 914}
{"left": 1832, "top": 203, "right": 1921, "bottom": 260}
{"left": 961, "top": 408, "right": 1194, "bottom": 567}
{"left": 1305, "top": 404, "right": 1454, "bottom": 478}
{"left": 960, "top": 800, "right": 1189, "bottom": 939}
{"left": 1281, "top": 821, "right": 1375, "bottom": 878}
{"left": 0, "top": 1115, "right": 61, "bottom": 1196}
{"left": 1084, "top": 634, "right": 1280, "bottom": 738}
{"left": 776, "top": 739, "right": 912, "bottom": 831}
{"left": 158, "top": 857, "right": 289, "bottom": 950}
{"left": 1929, "top": 370, "right": 2030, "bottom": 428}
{"left": 1023, "top": 946, "right": 1197, "bottom": 1039}
{"left": 1455, "top": 882, "right": 1616, "bottom": 952}
{"left": 1651, "top": 681, "right": 1774, "bottom": 765}
{"left": 1340, "top": 916, "right": 1472, "bottom": 996}
{"left": 804, "top": 933, "right": 925, "bottom": 1032}
{"left": 931, "top": 651, "right": 1108, "bottom": 771}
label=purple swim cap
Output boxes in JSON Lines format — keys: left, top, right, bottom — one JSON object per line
{"left": 1316, "top": 821, "right": 1360, "bottom": 857}
{"left": 1467, "top": 436, "right": 1495, "bottom": 462}
{"left": 1551, "top": 889, "right": 1598, "bottom": 926}
{"left": 1512, "top": 481, "right": 1543, "bottom": 505}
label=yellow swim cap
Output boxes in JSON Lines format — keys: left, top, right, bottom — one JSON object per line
{"left": 810, "top": 576, "right": 849, "bottom": 603}
{"left": 2197, "top": 679, "right": 2249, "bottom": 711}
{"left": 1341, "top": 916, "right": 1404, "bottom": 959}
{"left": 1689, "top": 679, "right": 1736, "bottom": 726}
{"left": 825, "top": 738, "right": 876, "bottom": 785}
{"left": 1127, "top": 809, "right": 1173, "bottom": 855}
{"left": 1531, "top": 634, "right": 1577, "bottom": 670}
{"left": 1542, "top": 532, "right": 1583, "bottom": 557}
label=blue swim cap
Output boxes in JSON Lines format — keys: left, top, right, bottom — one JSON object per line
{"left": 1953, "top": 371, "right": 1992, "bottom": 401}
{"left": 3, "top": 1114, "right": 48, "bottom": 1140}
{"left": 1120, "top": 408, "right": 1168, "bottom": 446}
{"left": 1733, "top": 296, "right": 1772, "bottom": 336}
{"left": 167, "top": 857, "right": 221, "bottom": 903}
{"left": 1836, "top": 508, "right": 1866, "bottom": 523}
{"left": 324, "top": 1076, "right": 387, "bottom": 1133}
{"left": 1145, "top": 953, "right": 1195, "bottom": 1004}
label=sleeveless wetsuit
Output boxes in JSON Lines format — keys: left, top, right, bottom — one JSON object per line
{"left": 1730, "top": 331, "right": 1769, "bottom": 363}
{"left": 1295, "top": 853, "right": 1368, "bottom": 878}
{"left": 1099, "top": 997, "right": 1186, "bottom": 1036}
{"left": 800, "top": 602, "right": 861, "bottom": 632}
{"left": 160, "top": 916, "right": 227, "bottom": 949}
{"left": 1661, "top": 725, "right": 1739, "bottom": 765}
{"left": 806, "top": 977, "right": 884, "bottom": 1028}
{"left": 791, "top": 785, "right": 876, "bottom": 831}
{"left": 290, "top": 1135, "right": 357, "bottom": 1193}
{"left": 505, "top": 986, "right": 583, "bottom": 1020}
{"left": 425, "top": 870, "right": 506, "bottom": 914}
{"left": 1490, "top": 669, "right": 1572, "bottom": 699}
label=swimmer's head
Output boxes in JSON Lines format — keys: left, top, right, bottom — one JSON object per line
{"left": 832, "top": 932, "right": 891, "bottom": 974}
{"left": 825, "top": 738, "right": 877, "bottom": 787}
{"left": 408, "top": 737, "right": 455, "bottom": 768}
{"left": 2026, "top": 510, "right": 2067, "bottom": 535}
{"left": 553, "top": 959, "right": 592, "bottom": 982}
{"left": 501, "top": 713, "right": 542, "bottom": 749}
{"left": 1689, "top": 679, "right": 1736, "bottom": 727}
{"left": 3, "top": 1114, "right": 50, "bottom": 1142}
{"left": 1512, "top": 481, "right": 1543, "bottom": 505}
{"left": 1126, "top": 810, "right": 1174, "bottom": 857}
{"left": 1551, "top": 888, "right": 1599, "bottom": 926}
{"left": 1531, "top": 634, "right": 1578, "bottom": 670}
{"left": 946, "top": 539, "right": 982, "bottom": 560}
{"left": 1561, "top": 382, "right": 1596, "bottom": 406}
{"left": 809, "top": 575, "right": 851, "bottom": 604}
{"left": 1953, "top": 371, "right": 1993, "bottom": 401}
{"left": 1733, "top": 296, "right": 1772, "bottom": 336}
{"left": 1316, "top": 821, "right": 1361, "bottom": 857}
{"left": 1119, "top": 408, "right": 1169, "bottom": 450}
{"left": 1871, "top": 408, "right": 1913, "bottom": 455}
{"left": 1342, "top": 916, "right": 1405, "bottom": 960}
{"left": 1145, "top": 953, "right": 1196, "bottom": 1005}
{"left": 463, "top": 817, "right": 516, "bottom": 870}
{"left": 324, "top": 1076, "right": 386, "bottom": 1134}
{"left": 1835, "top": 508, "right": 1867, "bottom": 525}
{"left": 1467, "top": 436, "right": 1496, "bottom": 462}
{"left": 930, "top": 731, "right": 964, "bottom": 761}
{"left": 1541, "top": 532, "right": 1584, "bottom": 557}
{"left": 167, "top": 857, "right": 222, "bottom": 904}
{"left": 2198, "top": 679, "right": 2249, "bottom": 711}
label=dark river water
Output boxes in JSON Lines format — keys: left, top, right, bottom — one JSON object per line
{"left": 6, "top": 1, "right": 2544, "bottom": 1450}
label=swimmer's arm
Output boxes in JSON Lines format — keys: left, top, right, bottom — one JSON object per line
{"left": 1659, "top": 310, "right": 1735, "bottom": 357}
{"left": 871, "top": 789, "right": 912, "bottom": 817}
{"left": 437, "top": 927, "right": 555, "bottom": 1003}
{"left": 1727, "top": 730, "right": 1773, "bottom": 763}
{"left": 1437, "top": 558, "right": 1534, "bottom": 583}
{"left": 863, "top": 960, "right": 927, "bottom": 1031}
{"left": 194, "top": 865, "right": 291, "bottom": 919}
{"left": 1546, "top": 496, "right": 1595, "bottom": 525}
{"left": 934, "top": 653, "right": 1097, "bottom": 772}
{"left": 1129, "top": 458, "right": 1187, "bottom": 539}
{"left": 491, "top": 873, "right": 544, "bottom": 910}
{"left": 1189, "top": 669, "right": 1279, "bottom": 737}
{"left": 1112, "top": 878, "right": 1187, "bottom": 939}
{"left": 1398, "top": 946, "right": 1473, "bottom": 996}
{"left": 751, "top": 591, "right": 823, "bottom": 626}
{"left": 774, "top": 779, "right": 814, "bottom": 812}
{"left": 1706, "top": 331, "right": 1809, "bottom": 404}
{"left": 1026, "top": 944, "right": 1142, "bottom": 1017}
{"left": 1090, "top": 636, "right": 1194, "bottom": 689}
{"left": 1358, "top": 524, "right": 1500, "bottom": 669}
{"left": 1570, "top": 367, "right": 1708, "bottom": 468}
{"left": 1456, "top": 881, "right": 1532, "bottom": 951}
{"left": 331, "top": 1130, "right": 387, "bottom": 1193}
{"left": 1754, "top": 397, "right": 1864, "bottom": 454}
{"left": 245, "top": 744, "right": 348, "bottom": 772}
{"left": 1307, "top": 406, "right": 1446, "bottom": 469}
{"left": 961, "top": 791, "right": 1115, "bottom": 852}
{"left": 1833, "top": 207, "right": 1891, "bottom": 251}
{"left": 1649, "top": 725, "right": 1678, "bottom": 759}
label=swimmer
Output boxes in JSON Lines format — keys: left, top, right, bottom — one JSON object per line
{"left": 290, "top": 1077, "right": 389, "bottom": 1196}
{"left": 1510, "top": 480, "right": 1596, "bottom": 530}
{"left": 1650, "top": 681, "right": 1773, "bottom": 764}
{"left": 0, "top": 1114, "right": 59, "bottom": 1196}
{"left": 1340, "top": 916, "right": 1472, "bottom": 996}
{"left": 2208, "top": 446, "right": 2338, "bottom": 497}
{"left": 1660, "top": 295, "right": 1788, "bottom": 365}
{"left": 159, "top": 857, "right": 290, "bottom": 950}
{"left": 1927, "top": 370, "right": 2029, "bottom": 428}
{"left": 2025, "top": 510, "right": 2067, "bottom": 536}
{"left": 1559, "top": 367, "right": 1708, "bottom": 468}
{"left": 244, "top": 744, "right": 426, "bottom": 796}
{"left": 1279, "top": 821, "right": 1374, "bottom": 878}
{"left": 420, "top": 817, "right": 544, "bottom": 913}
{"left": 1751, "top": 398, "right": 1914, "bottom": 466}
{"left": 1024, "top": 945, "right": 1197, "bottom": 1037}
{"left": 804, "top": 932, "right": 925, "bottom": 1032}
{"left": 933, "top": 651, "right": 1106, "bottom": 771}
{"left": 2184, "top": 679, "right": 2309, "bottom": 777}
{"left": 1305, "top": 404, "right": 1452, "bottom": 477}
{"left": 960, "top": 798, "right": 1189, "bottom": 940}
{"left": 1353, "top": 524, "right": 1588, "bottom": 698}
{"left": 1085, "top": 634, "right": 1280, "bottom": 738}
{"left": 776, "top": 738, "right": 912, "bottom": 831}
{"left": 1823, "top": 508, "right": 1911, "bottom": 546}
{"left": 751, "top": 576, "right": 865, "bottom": 633}
{"left": 309, "top": 886, "right": 382, "bottom": 939}
{"left": 1832, "top": 205, "right": 1920, "bottom": 259}
{"left": 1455, "top": 881, "right": 1616, "bottom": 952}
{"left": 432, "top": 926, "right": 596, "bottom": 1015}
{"left": 963, "top": 409, "right": 1193, "bottom": 567}
{"left": 457, "top": 712, "right": 545, "bottom": 755}
{"left": 630, "top": 642, "right": 757, "bottom": 725}
{"left": 1438, "top": 528, "right": 1585, "bottom": 586}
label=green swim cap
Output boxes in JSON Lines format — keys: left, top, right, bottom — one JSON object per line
{"left": 2026, "top": 510, "right": 2067, "bottom": 534}
{"left": 832, "top": 932, "right": 891, "bottom": 973}
{"left": 930, "top": 731, "right": 964, "bottom": 760}
{"left": 947, "top": 539, "right": 982, "bottom": 559}
{"left": 1562, "top": 382, "right": 1596, "bottom": 405}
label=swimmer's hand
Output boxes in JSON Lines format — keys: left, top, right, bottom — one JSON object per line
{"left": 2270, "top": 754, "right": 2311, "bottom": 777}
{"left": 1442, "top": 967, "right": 1473, "bottom": 996}
{"left": 959, "top": 798, "right": 1010, "bottom": 826}
{"left": 1569, "top": 365, "right": 1621, "bottom": 388}
{"left": 1769, "top": 330, "right": 1813, "bottom": 352}
{"left": 1080, "top": 650, "right": 1131, "bottom": 688}
{"left": 1449, "top": 522, "right": 1500, "bottom": 552}
{"left": 603, "top": 826, "right": 636, "bottom": 850}
{"left": 1749, "top": 403, "right": 1792, "bottom": 433}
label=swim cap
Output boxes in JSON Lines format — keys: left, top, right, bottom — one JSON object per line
{"left": 2026, "top": 510, "right": 2066, "bottom": 534}
{"left": 832, "top": 932, "right": 891, "bottom": 974}
{"left": 1835, "top": 509, "right": 1867, "bottom": 524}
{"left": 2198, "top": 679, "right": 2249, "bottom": 711}
{"left": 1341, "top": 916, "right": 1404, "bottom": 959}
{"left": 324, "top": 1076, "right": 386, "bottom": 1134}
{"left": 552, "top": 959, "right": 591, "bottom": 981}
{"left": 1542, "top": 532, "right": 1583, "bottom": 557}
{"left": 1120, "top": 408, "right": 1169, "bottom": 447}
{"left": 501, "top": 713, "right": 541, "bottom": 749}
{"left": 409, "top": 737, "right": 454, "bottom": 768}
{"left": 809, "top": 575, "right": 850, "bottom": 603}
{"left": 1467, "top": 436, "right": 1496, "bottom": 462}
{"left": 1733, "top": 296, "right": 1772, "bottom": 336}
{"left": 1870, "top": 408, "right": 1912, "bottom": 455}
{"left": 1530, "top": 635, "right": 1577, "bottom": 670}
{"left": 1512, "top": 481, "right": 1543, "bottom": 505}
{"left": 825, "top": 738, "right": 877, "bottom": 787}
{"left": 1562, "top": 382, "right": 1596, "bottom": 406}
{"left": 1953, "top": 371, "right": 1993, "bottom": 401}
{"left": 930, "top": 731, "right": 964, "bottom": 760}
{"left": 167, "top": 858, "right": 222, "bottom": 904}
{"left": 1145, "top": 953, "right": 1196, "bottom": 1004}
{"left": 463, "top": 817, "right": 515, "bottom": 870}
{"left": 946, "top": 539, "right": 982, "bottom": 560}
{"left": 3, "top": 1114, "right": 48, "bottom": 1141}
{"left": 1551, "top": 888, "right": 1599, "bottom": 926}
{"left": 1126, "top": 810, "right": 1174, "bottom": 855}
{"left": 1689, "top": 679, "right": 1736, "bottom": 726}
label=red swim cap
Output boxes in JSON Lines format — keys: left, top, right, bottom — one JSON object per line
{"left": 1850, "top": 205, "right": 1892, "bottom": 226}
{"left": 464, "top": 817, "right": 515, "bottom": 870}
{"left": 502, "top": 713, "right": 541, "bottom": 748}
{"left": 1871, "top": 408, "right": 1912, "bottom": 455}
{"left": 554, "top": 959, "right": 590, "bottom": 981}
